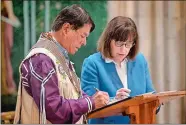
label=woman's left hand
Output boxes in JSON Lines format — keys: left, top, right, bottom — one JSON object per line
{"left": 115, "top": 88, "right": 131, "bottom": 99}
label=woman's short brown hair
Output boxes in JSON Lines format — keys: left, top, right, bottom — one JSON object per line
{"left": 97, "top": 16, "right": 139, "bottom": 60}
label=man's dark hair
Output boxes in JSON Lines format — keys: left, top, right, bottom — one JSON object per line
{"left": 51, "top": 4, "right": 95, "bottom": 32}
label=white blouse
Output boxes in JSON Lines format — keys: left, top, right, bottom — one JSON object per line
{"left": 105, "top": 58, "right": 128, "bottom": 89}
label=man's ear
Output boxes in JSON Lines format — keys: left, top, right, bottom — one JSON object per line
{"left": 61, "top": 23, "right": 72, "bottom": 35}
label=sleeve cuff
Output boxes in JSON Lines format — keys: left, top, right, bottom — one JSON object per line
{"left": 88, "top": 96, "right": 95, "bottom": 111}
{"left": 85, "top": 97, "right": 93, "bottom": 113}
{"left": 83, "top": 96, "right": 95, "bottom": 113}
{"left": 80, "top": 95, "right": 95, "bottom": 114}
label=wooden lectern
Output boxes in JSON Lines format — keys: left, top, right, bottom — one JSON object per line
{"left": 87, "top": 90, "right": 186, "bottom": 124}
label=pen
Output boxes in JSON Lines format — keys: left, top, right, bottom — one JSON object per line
{"left": 94, "top": 87, "right": 99, "bottom": 92}
{"left": 151, "top": 91, "right": 156, "bottom": 94}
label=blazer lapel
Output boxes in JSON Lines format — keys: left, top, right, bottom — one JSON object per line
{"left": 127, "top": 61, "right": 134, "bottom": 90}
{"left": 106, "top": 63, "right": 124, "bottom": 89}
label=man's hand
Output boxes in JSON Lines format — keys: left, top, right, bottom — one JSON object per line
{"left": 115, "top": 88, "right": 131, "bottom": 99}
{"left": 92, "top": 91, "right": 109, "bottom": 109}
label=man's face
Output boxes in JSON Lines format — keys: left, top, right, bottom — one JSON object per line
{"left": 65, "top": 24, "right": 92, "bottom": 55}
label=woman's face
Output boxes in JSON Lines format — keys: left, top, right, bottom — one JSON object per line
{"left": 110, "top": 36, "right": 134, "bottom": 63}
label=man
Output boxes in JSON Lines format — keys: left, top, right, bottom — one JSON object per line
{"left": 14, "top": 4, "right": 109, "bottom": 124}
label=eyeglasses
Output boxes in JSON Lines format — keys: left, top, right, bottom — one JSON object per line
{"left": 115, "top": 41, "right": 135, "bottom": 48}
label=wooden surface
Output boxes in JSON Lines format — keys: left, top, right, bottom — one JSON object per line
{"left": 87, "top": 90, "right": 186, "bottom": 122}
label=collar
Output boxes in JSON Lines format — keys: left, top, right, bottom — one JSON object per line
{"left": 42, "top": 31, "right": 69, "bottom": 60}
{"left": 52, "top": 36, "right": 69, "bottom": 60}
{"left": 40, "top": 32, "right": 70, "bottom": 60}
{"left": 104, "top": 57, "right": 128, "bottom": 67}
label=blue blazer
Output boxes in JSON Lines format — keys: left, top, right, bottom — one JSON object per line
{"left": 81, "top": 52, "right": 155, "bottom": 124}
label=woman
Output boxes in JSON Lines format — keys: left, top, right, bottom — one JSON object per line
{"left": 81, "top": 16, "right": 155, "bottom": 124}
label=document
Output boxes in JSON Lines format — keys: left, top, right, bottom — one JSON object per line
{"left": 107, "top": 91, "right": 155, "bottom": 105}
